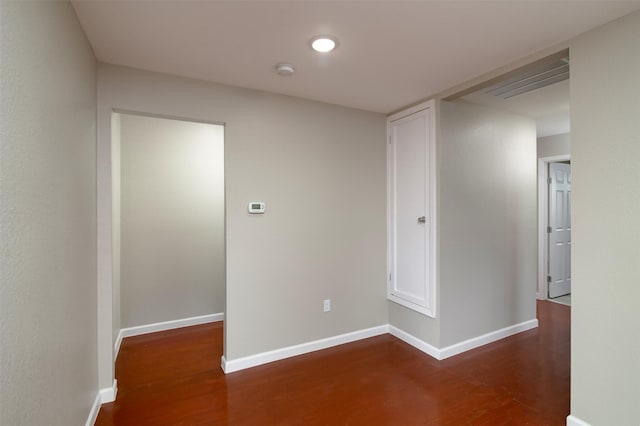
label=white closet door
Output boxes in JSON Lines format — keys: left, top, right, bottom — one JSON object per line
{"left": 388, "top": 102, "right": 435, "bottom": 317}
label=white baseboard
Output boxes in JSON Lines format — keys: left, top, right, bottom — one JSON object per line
{"left": 110, "top": 314, "right": 537, "bottom": 377}
{"left": 388, "top": 325, "right": 441, "bottom": 359}
{"left": 221, "top": 319, "right": 538, "bottom": 373}
{"left": 100, "top": 379, "right": 118, "bottom": 404}
{"left": 389, "top": 319, "right": 538, "bottom": 361}
{"left": 221, "top": 325, "right": 389, "bottom": 373}
{"left": 439, "top": 319, "right": 539, "bottom": 359}
{"left": 114, "top": 313, "right": 224, "bottom": 359}
{"left": 86, "top": 379, "right": 118, "bottom": 426}
{"left": 567, "top": 414, "right": 592, "bottom": 426}
{"left": 85, "top": 392, "right": 101, "bottom": 426}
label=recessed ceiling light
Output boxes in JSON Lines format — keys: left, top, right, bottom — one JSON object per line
{"left": 311, "top": 36, "right": 337, "bottom": 53}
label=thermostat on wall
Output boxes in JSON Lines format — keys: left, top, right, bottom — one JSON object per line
{"left": 248, "top": 202, "right": 266, "bottom": 214}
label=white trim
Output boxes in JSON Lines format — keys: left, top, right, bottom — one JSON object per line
{"left": 387, "top": 99, "right": 437, "bottom": 318}
{"left": 114, "top": 329, "right": 124, "bottom": 360}
{"left": 222, "top": 319, "right": 538, "bottom": 374}
{"left": 85, "top": 393, "right": 101, "bottom": 426}
{"left": 566, "top": 414, "right": 592, "bottom": 426}
{"left": 99, "top": 379, "right": 118, "bottom": 404}
{"left": 537, "top": 154, "right": 570, "bottom": 300}
{"left": 85, "top": 379, "right": 118, "bottom": 425}
{"left": 387, "top": 99, "right": 434, "bottom": 122}
{"left": 387, "top": 294, "right": 435, "bottom": 317}
{"left": 221, "top": 325, "right": 389, "bottom": 373}
{"left": 388, "top": 325, "right": 441, "bottom": 359}
{"left": 114, "top": 313, "right": 224, "bottom": 359}
{"left": 391, "top": 319, "right": 538, "bottom": 360}
{"left": 439, "top": 319, "right": 539, "bottom": 359}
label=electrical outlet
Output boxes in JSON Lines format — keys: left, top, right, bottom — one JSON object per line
{"left": 323, "top": 299, "right": 331, "bottom": 313}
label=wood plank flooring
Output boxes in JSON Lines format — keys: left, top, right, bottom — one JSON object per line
{"left": 96, "top": 301, "right": 570, "bottom": 425}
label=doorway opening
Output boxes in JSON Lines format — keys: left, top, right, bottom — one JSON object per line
{"left": 111, "top": 112, "right": 226, "bottom": 361}
{"left": 539, "top": 157, "right": 572, "bottom": 305}
{"left": 445, "top": 50, "right": 571, "bottom": 306}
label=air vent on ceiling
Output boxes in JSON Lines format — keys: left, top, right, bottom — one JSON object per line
{"left": 483, "top": 56, "right": 569, "bottom": 99}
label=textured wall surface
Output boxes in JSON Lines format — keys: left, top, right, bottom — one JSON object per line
{"left": 0, "top": 2, "right": 98, "bottom": 424}
{"left": 96, "top": 64, "right": 388, "bottom": 386}
{"left": 570, "top": 10, "right": 640, "bottom": 425}
{"left": 438, "top": 101, "right": 537, "bottom": 347}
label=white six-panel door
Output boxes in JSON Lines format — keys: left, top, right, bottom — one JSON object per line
{"left": 548, "top": 162, "right": 571, "bottom": 298}
{"left": 387, "top": 101, "right": 436, "bottom": 317}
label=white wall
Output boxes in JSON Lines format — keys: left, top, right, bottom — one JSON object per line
{"left": 438, "top": 101, "right": 537, "bottom": 347}
{"left": 96, "top": 64, "right": 388, "bottom": 386}
{"left": 569, "top": 10, "right": 640, "bottom": 425}
{"left": 538, "top": 132, "right": 570, "bottom": 158}
{"left": 119, "top": 114, "right": 225, "bottom": 327}
{"left": 0, "top": 2, "right": 98, "bottom": 424}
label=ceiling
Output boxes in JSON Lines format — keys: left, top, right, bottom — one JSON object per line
{"left": 71, "top": 1, "right": 640, "bottom": 114}
{"left": 462, "top": 80, "right": 570, "bottom": 138}
{"left": 461, "top": 57, "right": 571, "bottom": 138}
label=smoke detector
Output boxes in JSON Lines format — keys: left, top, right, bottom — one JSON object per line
{"left": 275, "top": 63, "right": 295, "bottom": 76}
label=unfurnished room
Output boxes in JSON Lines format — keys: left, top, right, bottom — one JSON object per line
{"left": 1, "top": 1, "right": 639, "bottom": 425}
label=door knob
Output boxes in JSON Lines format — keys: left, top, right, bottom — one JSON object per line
{"left": 418, "top": 216, "right": 426, "bottom": 223}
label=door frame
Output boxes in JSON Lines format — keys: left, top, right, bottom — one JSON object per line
{"left": 97, "top": 106, "right": 226, "bottom": 395}
{"left": 537, "top": 154, "right": 570, "bottom": 300}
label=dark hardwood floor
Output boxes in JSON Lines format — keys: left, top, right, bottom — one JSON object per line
{"left": 96, "top": 301, "right": 570, "bottom": 425}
